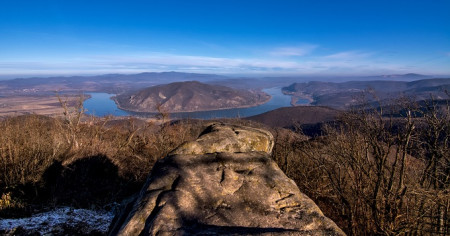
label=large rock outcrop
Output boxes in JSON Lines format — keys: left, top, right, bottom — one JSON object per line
{"left": 109, "top": 123, "right": 345, "bottom": 235}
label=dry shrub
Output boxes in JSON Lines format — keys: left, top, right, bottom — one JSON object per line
{"left": 271, "top": 98, "right": 449, "bottom": 235}
{"left": 0, "top": 111, "right": 205, "bottom": 216}
{"left": 0, "top": 115, "right": 67, "bottom": 188}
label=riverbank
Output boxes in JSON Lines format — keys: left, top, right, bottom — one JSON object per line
{"left": 84, "top": 87, "right": 298, "bottom": 119}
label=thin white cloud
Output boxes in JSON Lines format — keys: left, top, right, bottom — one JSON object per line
{"left": 323, "top": 51, "right": 373, "bottom": 60}
{"left": 1, "top": 50, "right": 448, "bottom": 76}
{"left": 86, "top": 53, "right": 303, "bottom": 71}
{"left": 270, "top": 45, "right": 318, "bottom": 56}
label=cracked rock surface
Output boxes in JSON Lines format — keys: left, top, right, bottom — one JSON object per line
{"left": 109, "top": 123, "right": 345, "bottom": 236}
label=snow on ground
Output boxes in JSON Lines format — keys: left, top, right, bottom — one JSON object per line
{"left": 0, "top": 207, "right": 114, "bottom": 235}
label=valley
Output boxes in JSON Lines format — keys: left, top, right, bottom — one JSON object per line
{"left": 1, "top": 72, "right": 448, "bottom": 119}
{"left": 2, "top": 1, "right": 450, "bottom": 234}
{"left": 0, "top": 72, "right": 449, "bottom": 235}
{"left": 0, "top": 95, "right": 87, "bottom": 117}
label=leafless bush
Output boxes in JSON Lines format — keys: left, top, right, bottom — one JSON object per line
{"left": 0, "top": 115, "right": 67, "bottom": 188}
{"left": 271, "top": 96, "right": 449, "bottom": 235}
{"left": 0, "top": 97, "right": 204, "bottom": 214}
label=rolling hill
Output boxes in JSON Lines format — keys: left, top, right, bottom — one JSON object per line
{"left": 246, "top": 106, "right": 339, "bottom": 129}
{"left": 114, "top": 81, "right": 271, "bottom": 112}
{"left": 283, "top": 78, "right": 450, "bottom": 109}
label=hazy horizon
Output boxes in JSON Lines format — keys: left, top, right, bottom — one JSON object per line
{"left": 1, "top": 1, "right": 449, "bottom": 77}
{"left": 2, "top": 71, "right": 449, "bottom": 82}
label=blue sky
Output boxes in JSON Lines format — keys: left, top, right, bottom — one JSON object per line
{"left": 0, "top": 0, "right": 449, "bottom": 77}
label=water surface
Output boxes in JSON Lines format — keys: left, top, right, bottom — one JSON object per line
{"left": 84, "top": 93, "right": 129, "bottom": 116}
{"left": 83, "top": 87, "right": 304, "bottom": 119}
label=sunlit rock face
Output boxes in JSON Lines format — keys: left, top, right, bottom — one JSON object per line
{"left": 109, "top": 123, "right": 345, "bottom": 236}
{"left": 171, "top": 123, "right": 274, "bottom": 155}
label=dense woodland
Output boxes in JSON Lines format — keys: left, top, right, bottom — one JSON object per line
{"left": 0, "top": 95, "right": 448, "bottom": 235}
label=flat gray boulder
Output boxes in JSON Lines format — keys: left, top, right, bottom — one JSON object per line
{"left": 109, "top": 123, "right": 344, "bottom": 235}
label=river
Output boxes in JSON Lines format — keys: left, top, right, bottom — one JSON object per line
{"left": 83, "top": 87, "right": 307, "bottom": 119}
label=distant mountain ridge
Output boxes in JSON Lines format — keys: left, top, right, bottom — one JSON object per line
{"left": 0, "top": 72, "right": 229, "bottom": 95}
{"left": 283, "top": 78, "right": 450, "bottom": 109}
{"left": 0, "top": 71, "right": 444, "bottom": 97}
{"left": 362, "top": 73, "right": 432, "bottom": 81}
{"left": 114, "top": 81, "right": 271, "bottom": 112}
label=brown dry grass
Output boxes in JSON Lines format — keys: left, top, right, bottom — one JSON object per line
{"left": 0, "top": 113, "right": 205, "bottom": 216}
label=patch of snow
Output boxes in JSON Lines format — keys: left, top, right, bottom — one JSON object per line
{"left": 0, "top": 207, "right": 114, "bottom": 234}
